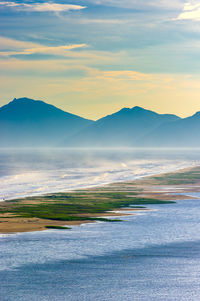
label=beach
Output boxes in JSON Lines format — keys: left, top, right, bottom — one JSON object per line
{"left": 1, "top": 165, "right": 199, "bottom": 234}
{"left": 1, "top": 159, "right": 200, "bottom": 300}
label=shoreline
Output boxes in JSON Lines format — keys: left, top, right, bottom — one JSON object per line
{"left": 0, "top": 165, "right": 200, "bottom": 234}
{"left": 0, "top": 163, "right": 195, "bottom": 203}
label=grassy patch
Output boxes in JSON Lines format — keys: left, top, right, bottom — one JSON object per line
{"left": 0, "top": 192, "right": 174, "bottom": 223}
{"left": 151, "top": 168, "right": 200, "bottom": 185}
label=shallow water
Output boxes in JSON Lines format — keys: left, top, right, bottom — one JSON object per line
{"left": 0, "top": 148, "right": 199, "bottom": 200}
{"left": 1, "top": 199, "right": 200, "bottom": 300}
{"left": 1, "top": 149, "right": 200, "bottom": 300}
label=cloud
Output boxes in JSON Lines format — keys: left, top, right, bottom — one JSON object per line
{"left": 0, "top": 44, "right": 88, "bottom": 57}
{"left": 0, "top": 2, "right": 86, "bottom": 13}
{"left": 25, "top": 43, "right": 87, "bottom": 54}
{"left": 0, "top": 36, "right": 121, "bottom": 65}
{"left": 1, "top": 60, "right": 200, "bottom": 120}
{"left": 0, "top": 0, "right": 181, "bottom": 12}
{"left": 0, "top": 36, "right": 37, "bottom": 51}
{"left": 84, "top": 0, "right": 183, "bottom": 10}
{"left": 0, "top": 36, "right": 87, "bottom": 57}
{"left": 79, "top": 19, "right": 125, "bottom": 25}
{"left": 177, "top": 1, "right": 200, "bottom": 21}
{"left": 91, "top": 70, "right": 153, "bottom": 81}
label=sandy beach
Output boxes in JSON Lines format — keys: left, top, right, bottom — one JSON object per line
{"left": 0, "top": 165, "right": 199, "bottom": 234}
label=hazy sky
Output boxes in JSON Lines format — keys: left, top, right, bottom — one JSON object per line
{"left": 1, "top": 0, "right": 200, "bottom": 119}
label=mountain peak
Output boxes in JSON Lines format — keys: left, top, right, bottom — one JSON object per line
{"left": 119, "top": 106, "right": 146, "bottom": 113}
{"left": 0, "top": 97, "right": 93, "bottom": 147}
{"left": 12, "top": 97, "right": 40, "bottom": 104}
{"left": 132, "top": 106, "right": 144, "bottom": 111}
{"left": 116, "top": 106, "right": 147, "bottom": 115}
{"left": 131, "top": 106, "right": 157, "bottom": 116}
{"left": 13, "top": 97, "right": 31, "bottom": 101}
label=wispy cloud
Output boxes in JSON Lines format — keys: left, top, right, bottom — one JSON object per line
{"left": 90, "top": 70, "right": 153, "bottom": 81}
{"left": 0, "top": 36, "right": 37, "bottom": 51}
{"left": 1, "top": 58, "right": 200, "bottom": 120}
{"left": 177, "top": 1, "right": 200, "bottom": 21}
{"left": 0, "top": 44, "right": 88, "bottom": 57}
{"left": 0, "top": 37, "right": 123, "bottom": 66}
{"left": 0, "top": 2, "right": 86, "bottom": 12}
{"left": 79, "top": 19, "right": 125, "bottom": 25}
{"left": 0, "top": 36, "right": 87, "bottom": 57}
{"left": 84, "top": 0, "right": 183, "bottom": 10}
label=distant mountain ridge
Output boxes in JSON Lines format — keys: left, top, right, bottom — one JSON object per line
{"left": 1, "top": 97, "right": 200, "bottom": 147}
{"left": 141, "top": 110, "right": 200, "bottom": 147}
{"left": 0, "top": 97, "right": 93, "bottom": 147}
{"left": 67, "top": 106, "right": 180, "bottom": 147}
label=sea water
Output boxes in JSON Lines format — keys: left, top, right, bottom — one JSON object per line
{"left": 1, "top": 199, "right": 200, "bottom": 300}
{"left": 0, "top": 148, "right": 199, "bottom": 201}
{"left": 1, "top": 149, "right": 200, "bottom": 300}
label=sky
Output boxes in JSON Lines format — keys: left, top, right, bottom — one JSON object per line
{"left": 1, "top": 0, "right": 200, "bottom": 119}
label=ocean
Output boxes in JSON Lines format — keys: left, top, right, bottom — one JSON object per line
{"left": 1, "top": 149, "right": 200, "bottom": 300}
{"left": 0, "top": 148, "right": 199, "bottom": 201}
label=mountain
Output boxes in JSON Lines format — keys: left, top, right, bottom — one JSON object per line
{"left": 0, "top": 97, "right": 93, "bottom": 147}
{"left": 66, "top": 106, "right": 180, "bottom": 147}
{"left": 2, "top": 98, "right": 200, "bottom": 148}
{"left": 139, "top": 111, "right": 200, "bottom": 147}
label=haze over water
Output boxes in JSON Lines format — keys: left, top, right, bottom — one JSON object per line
{"left": 0, "top": 148, "right": 199, "bottom": 201}
{"left": 1, "top": 149, "right": 200, "bottom": 300}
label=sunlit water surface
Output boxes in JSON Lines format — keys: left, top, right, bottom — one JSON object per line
{"left": 0, "top": 148, "right": 199, "bottom": 200}
{"left": 1, "top": 149, "right": 200, "bottom": 300}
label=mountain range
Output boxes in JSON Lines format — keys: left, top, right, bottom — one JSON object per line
{"left": 0, "top": 97, "right": 200, "bottom": 147}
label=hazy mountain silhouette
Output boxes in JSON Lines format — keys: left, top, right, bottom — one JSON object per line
{"left": 66, "top": 106, "right": 180, "bottom": 147}
{"left": 0, "top": 97, "right": 93, "bottom": 147}
{"left": 2, "top": 97, "right": 200, "bottom": 148}
{"left": 139, "top": 111, "right": 200, "bottom": 147}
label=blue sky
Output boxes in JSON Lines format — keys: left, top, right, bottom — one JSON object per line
{"left": 1, "top": 0, "right": 200, "bottom": 119}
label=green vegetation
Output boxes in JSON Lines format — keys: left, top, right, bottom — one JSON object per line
{"left": 0, "top": 191, "right": 174, "bottom": 223}
{"left": 151, "top": 168, "right": 200, "bottom": 185}
{"left": 2, "top": 166, "right": 200, "bottom": 234}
